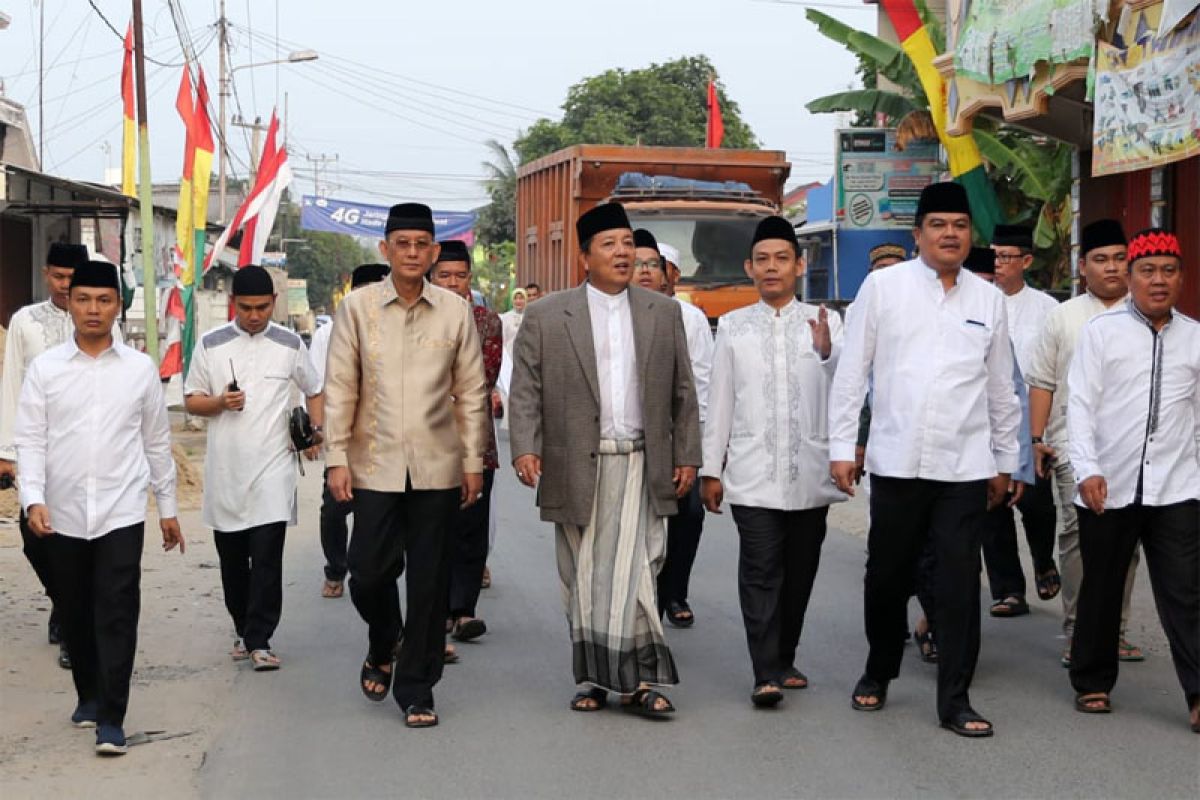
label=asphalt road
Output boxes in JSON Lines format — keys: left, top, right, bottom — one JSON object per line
{"left": 200, "top": 437, "right": 1199, "bottom": 799}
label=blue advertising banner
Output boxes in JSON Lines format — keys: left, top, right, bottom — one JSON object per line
{"left": 300, "top": 195, "right": 476, "bottom": 244}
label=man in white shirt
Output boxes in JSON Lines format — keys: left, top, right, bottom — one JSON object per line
{"left": 1025, "top": 219, "right": 1144, "bottom": 665}
{"left": 632, "top": 231, "right": 714, "bottom": 629}
{"left": 1, "top": 243, "right": 111, "bottom": 669}
{"left": 702, "top": 216, "right": 845, "bottom": 708}
{"left": 981, "top": 225, "right": 1062, "bottom": 616}
{"left": 14, "top": 261, "right": 184, "bottom": 756}
{"left": 829, "top": 182, "right": 1021, "bottom": 738}
{"left": 184, "top": 265, "right": 320, "bottom": 672}
{"left": 1065, "top": 228, "right": 1198, "bottom": 732}
{"left": 308, "top": 263, "right": 389, "bottom": 599}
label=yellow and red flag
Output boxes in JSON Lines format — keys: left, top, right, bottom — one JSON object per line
{"left": 120, "top": 23, "right": 136, "bottom": 197}
{"left": 880, "top": 0, "right": 1002, "bottom": 240}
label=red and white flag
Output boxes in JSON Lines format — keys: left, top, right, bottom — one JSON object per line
{"left": 204, "top": 110, "right": 293, "bottom": 271}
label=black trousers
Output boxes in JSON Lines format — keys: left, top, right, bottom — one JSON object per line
{"left": 1070, "top": 500, "right": 1199, "bottom": 705}
{"left": 865, "top": 476, "right": 987, "bottom": 722}
{"left": 320, "top": 467, "right": 354, "bottom": 581}
{"left": 20, "top": 510, "right": 61, "bottom": 628}
{"left": 981, "top": 473, "right": 1057, "bottom": 600}
{"left": 448, "top": 469, "right": 494, "bottom": 620}
{"left": 348, "top": 484, "right": 459, "bottom": 710}
{"left": 50, "top": 523, "right": 144, "bottom": 728}
{"left": 214, "top": 521, "right": 287, "bottom": 652}
{"left": 658, "top": 480, "right": 706, "bottom": 610}
{"left": 731, "top": 505, "right": 828, "bottom": 685}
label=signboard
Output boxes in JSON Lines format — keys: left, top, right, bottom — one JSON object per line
{"left": 287, "top": 278, "right": 310, "bottom": 316}
{"left": 954, "top": 0, "right": 1099, "bottom": 84}
{"left": 1092, "top": 12, "right": 1200, "bottom": 176}
{"left": 300, "top": 195, "right": 476, "bottom": 244}
{"left": 834, "top": 129, "right": 940, "bottom": 230}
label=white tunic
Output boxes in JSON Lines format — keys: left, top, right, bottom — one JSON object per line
{"left": 1067, "top": 302, "right": 1200, "bottom": 509}
{"left": 14, "top": 339, "right": 176, "bottom": 540}
{"left": 586, "top": 284, "right": 643, "bottom": 440}
{"left": 184, "top": 321, "right": 319, "bottom": 531}
{"left": 703, "top": 299, "right": 846, "bottom": 510}
{"left": 307, "top": 319, "right": 333, "bottom": 392}
{"left": 1003, "top": 284, "right": 1059, "bottom": 378}
{"left": 676, "top": 297, "right": 713, "bottom": 424}
{"left": 1024, "top": 291, "right": 1125, "bottom": 451}
{"left": 1, "top": 300, "right": 123, "bottom": 461}
{"left": 829, "top": 258, "right": 1021, "bottom": 481}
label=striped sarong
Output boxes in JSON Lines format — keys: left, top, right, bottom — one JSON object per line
{"left": 555, "top": 439, "right": 678, "bottom": 693}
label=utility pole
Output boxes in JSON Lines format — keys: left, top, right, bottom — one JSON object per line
{"left": 217, "top": 0, "right": 228, "bottom": 222}
{"left": 232, "top": 115, "right": 269, "bottom": 183}
{"left": 37, "top": 0, "right": 43, "bottom": 167}
{"left": 306, "top": 153, "right": 338, "bottom": 197}
{"left": 132, "top": 0, "right": 157, "bottom": 360}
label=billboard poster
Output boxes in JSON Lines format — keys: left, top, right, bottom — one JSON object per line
{"left": 834, "top": 129, "right": 941, "bottom": 230}
{"left": 1092, "top": 13, "right": 1200, "bottom": 177}
{"left": 300, "top": 195, "right": 476, "bottom": 244}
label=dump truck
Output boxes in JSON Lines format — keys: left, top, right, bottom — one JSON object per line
{"left": 515, "top": 145, "right": 791, "bottom": 322}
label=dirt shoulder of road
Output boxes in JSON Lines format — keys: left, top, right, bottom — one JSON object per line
{"left": 0, "top": 428, "right": 233, "bottom": 800}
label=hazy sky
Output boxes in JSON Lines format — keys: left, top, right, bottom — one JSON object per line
{"left": 0, "top": 0, "right": 870, "bottom": 211}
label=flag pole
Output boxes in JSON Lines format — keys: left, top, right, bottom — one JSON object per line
{"left": 132, "top": 0, "right": 158, "bottom": 360}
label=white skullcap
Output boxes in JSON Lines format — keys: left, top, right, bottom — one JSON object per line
{"left": 658, "top": 243, "right": 680, "bottom": 266}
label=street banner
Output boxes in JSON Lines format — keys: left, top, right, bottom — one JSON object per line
{"left": 834, "top": 128, "right": 940, "bottom": 230}
{"left": 300, "top": 195, "right": 476, "bottom": 244}
{"left": 1092, "top": 12, "right": 1200, "bottom": 176}
{"left": 954, "top": 0, "right": 1101, "bottom": 85}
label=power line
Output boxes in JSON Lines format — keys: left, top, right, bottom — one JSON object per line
{"left": 86, "top": 0, "right": 191, "bottom": 67}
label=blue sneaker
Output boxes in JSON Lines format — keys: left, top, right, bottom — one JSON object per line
{"left": 71, "top": 701, "right": 97, "bottom": 729}
{"left": 95, "top": 724, "right": 127, "bottom": 756}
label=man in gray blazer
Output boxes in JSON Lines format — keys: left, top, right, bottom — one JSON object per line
{"left": 509, "top": 202, "right": 701, "bottom": 718}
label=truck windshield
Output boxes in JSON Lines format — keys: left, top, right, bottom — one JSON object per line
{"left": 628, "top": 215, "right": 761, "bottom": 285}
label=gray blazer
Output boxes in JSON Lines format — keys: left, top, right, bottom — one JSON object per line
{"left": 509, "top": 284, "right": 702, "bottom": 526}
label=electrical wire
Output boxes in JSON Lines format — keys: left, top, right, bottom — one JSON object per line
{"left": 86, "top": 0, "right": 192, "bottom": 67}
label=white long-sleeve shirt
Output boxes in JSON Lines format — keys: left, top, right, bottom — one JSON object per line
{"left": 308, "top": 319, "right": 333, "bottom": 392}
{"left": 1003, "top": 284, "right": 1059, "bottom": 378}
{"left": 1067, "top": 301, "right": 1200, "bottom": 509}
{"left": 586, "top": 283, "right": 643, "bottom": 440}
{"left": 676, "top": 297, "right": 713, "bottom": 423}
{"left": 703, "top": 299, "right": 847, "bottom": 510}
{"left": 14, "top": 339, "right": 176, "bottom": 539}
{"left": 184, "top": 321, "right": 319, "bottom": 531}
{"left": 1, "top": 300, "right": 123, "bottom": 461}
{"left": 829, "top": 258, "right": 1021, "bottom": 480}
{"left": 1024, "top": 290, "right": 1124, "bottom": 451}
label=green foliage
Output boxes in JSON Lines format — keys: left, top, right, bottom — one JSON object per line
{"left": 807, "top": 89, "right": 919, "bottom": 121}
{"left": 477, "top": 140, "right": 517, "bottom": 246}
{"left": 278, "top": 204, "right": 375, "bottom": 311}
{"left": 472, "top": 241, "right": 517, "bottom": 311}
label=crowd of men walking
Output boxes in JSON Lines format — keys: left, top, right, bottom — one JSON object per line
{"left": 1, "top": 182, "right": 1196, "bottom": 756}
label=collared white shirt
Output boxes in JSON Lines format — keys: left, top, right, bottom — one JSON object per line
{"left": 308, "top": 319, "right": 333, "bottom": 392}
{"left": 676, "top": 296, "right": 713, "bottom": 423}
{"left": 1, "top": 300, "right": 123, "bottom": 461}
{"left": 1067, "top": 301, "right": 1200, "bottom": 509}
{"left": 829, "top": 258, "right": 1021, "bottom": 481}
{"left": 14, "top": 339, "right": 176, "bottom": 540}
{"left": 704, "top": 299, "right": 847, "bottom": 510}
{"left": 1024, "top": 290, "right": 1124, "bottom": 450}
{"left": 184, "top": 321, "right": 319, "bottom": 531}
{"left": 586, "top": 283, "right": 643, "bottom": 440}
{"left": 1003, "top": 284, "right": 1059, "bottom": 378}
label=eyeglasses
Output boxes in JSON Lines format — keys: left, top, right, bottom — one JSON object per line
{"left": 633, "top": 259, "right": 662, "bottom": 271}
{"left": 992, "top": 253, "right": 1028, "bottom": 264}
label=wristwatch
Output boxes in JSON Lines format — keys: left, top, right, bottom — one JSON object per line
{"left": 1031, "top": 436, "right": 1044, "bottom": 445}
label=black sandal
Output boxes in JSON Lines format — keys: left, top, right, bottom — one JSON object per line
{"left": 851, "top": 676, "right": 888, "bottom": 711}
{"left": 989, "top": 596, "right": 1030, "bottom": 617}
{"left": 914, "top": 629, "right": 939, "bottom": 663}
{"left": 1074, "top": 692, "right": 1112, "bottom": 714}
{"left": 782, "top": 667, "right": 809, "bottom": 690}
{"left": 941, "top": 710, "right": 994, "bottom": 737}
{"left": 360, "top": 659, "right": 392, "bottom": 702}
{"left": 1035, "top": 566, "right": 1062, "bottom": 601}
{"left": 623, "top": 688, "right": 675, "bottom": 718}
{"left": 451, "top": 618, "right": 487, "bottom": 642}
{"left": 404, "top": 705, "right": 438, "bottom": 728}
{"left": 570, "top": 687, "right": 608, "bottom": 712}
{"left": 665, "top": 601, "right": 695, "bottom": 628}
{"left": 751, "top": 681, "right": 784, "bottom": 708}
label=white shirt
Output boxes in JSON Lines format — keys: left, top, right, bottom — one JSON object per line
{"left": 14, "top": 339, "right": 176, "bottom": 540}
{"left": 586, "top": 284, "right": 643, "bottom": 440}
{"left": 1, "top": 300, "right": 123, "bottom": 461}
{"left": 308, "top": 319, "right": 333, "bottom": 392}
{"left": 1067, "top": 301, "right": 1200, "bottom": 509}
{"left": 1003, "top": 284, "right": 1059, "bottom": 378}
{"left": 829, "top": 258, "right": 1021, "bottom": 480}
{"left": 704, "top": 299, "right": 847, "bottom": 510}
{"left": 1024, "top": 291, "right": 1124, "bottom": 450}
{"left": 676, "top": 297, "right": 713, "bottom": 423}
{"left": 184, "top": 321, "right": 319, "bottom": 531}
